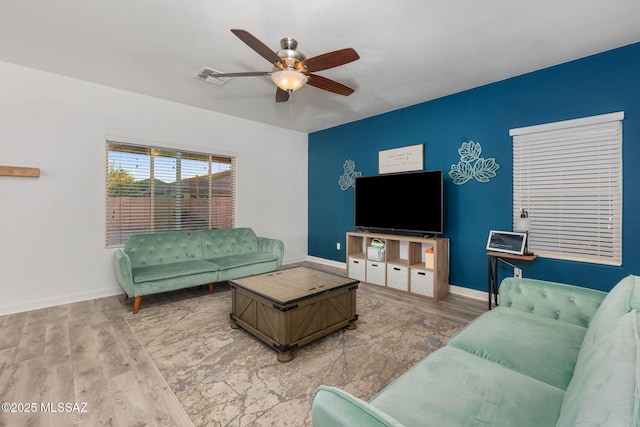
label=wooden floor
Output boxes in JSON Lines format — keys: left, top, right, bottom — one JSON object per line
{"left": 0, "top": 262, "right": 487, "bottom": 427}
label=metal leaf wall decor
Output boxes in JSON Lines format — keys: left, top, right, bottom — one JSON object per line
{"left": 449, "top": 141, "right": 500, "bottom": 185}
{"left": 338, "top": 159, "right": 362, "bottom": 190}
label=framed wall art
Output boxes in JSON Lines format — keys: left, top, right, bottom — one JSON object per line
{"left": 378, "top": 144, "right": 424, "bottom": 174}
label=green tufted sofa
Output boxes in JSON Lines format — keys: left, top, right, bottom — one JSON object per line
{"left": 312, "top": 275, "right": 640, "bottom": 426}
{"left": 113, "top": 228, "right": 283, "bottom": 314}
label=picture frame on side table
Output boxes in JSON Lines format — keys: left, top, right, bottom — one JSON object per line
{"left": 486, "top": 230, "right": 528, "bottom": 255}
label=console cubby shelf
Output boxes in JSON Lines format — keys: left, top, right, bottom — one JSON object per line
{"left": 346, "top": 231, "right": 449, "bottom": 301}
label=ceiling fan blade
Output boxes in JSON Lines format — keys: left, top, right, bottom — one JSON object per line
{"left": 231, "top": 29, "right": 282, "bottom": 66}
{"left": 275, "top": 88, "right": 290, "bottom": 103}
{"left": 306, "top": 74, "right": 355, "bottom": 96}
{"left": 207, "top": 71, "right": 270, "bottom": 78}
{"left": 299, "top": 48, "right": 360, "bottom": 73}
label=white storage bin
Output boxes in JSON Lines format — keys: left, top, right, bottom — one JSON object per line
{"left": 411, "top": 268, "right": 434, "bottom": 297}
{"left": 387, "top": 265, "right": 409, "bottom": 291}
{"left": 366, "top": 261, "right": 386, "bottom": 286}
{"left": 348, "top": 257, "right": 366, "bottom": 282}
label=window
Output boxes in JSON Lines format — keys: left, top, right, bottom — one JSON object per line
{"left": 106, "top": 140, "right": 236, "bottom": 247}
{"left": 510, "top": 112, "right": 623, "bottom": 265}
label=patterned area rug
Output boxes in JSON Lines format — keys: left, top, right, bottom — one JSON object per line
{"left": 124, "top": 282, "right": 464, "bottom": 426}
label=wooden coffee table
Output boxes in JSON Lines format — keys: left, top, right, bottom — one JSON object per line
{"left": 229, "top": 267, "right": 359, "bottom": 362}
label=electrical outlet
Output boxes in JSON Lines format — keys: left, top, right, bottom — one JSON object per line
{"left": 336, "top": 243, "right": 341, "bottom": 250}
{"left": 514, "top": 267, "right": 522, "bottom": 278}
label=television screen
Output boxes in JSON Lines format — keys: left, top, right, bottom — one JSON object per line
{"left": 354, "top": 170, "right": 443, "bottom": 236}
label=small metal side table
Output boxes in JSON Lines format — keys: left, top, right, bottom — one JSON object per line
{"left": 487, "top": 251, "right": 537, "bottom": 309}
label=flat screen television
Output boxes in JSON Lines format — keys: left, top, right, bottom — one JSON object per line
{"left": 354, "top": 170, "right": 443, "bottom": 236}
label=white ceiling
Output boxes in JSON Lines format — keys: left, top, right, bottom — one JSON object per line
{"left": 1, "top": 1, "right": 639, "bottom": 133}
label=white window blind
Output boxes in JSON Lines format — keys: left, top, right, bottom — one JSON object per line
{"left": 106, "top": 140, "right": 236, "bottom": 247}
{"left": 510, "top": 112, "right": 623, "bottom": 265}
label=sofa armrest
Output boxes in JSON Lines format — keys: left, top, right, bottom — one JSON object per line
{"left": 499, "top": 277, "right": 607, "bottom": 328}
{"left": 257, "top": 237, "right": 284, "bottom": 267}
{"left": 113, "top": 249, "right": 135, "bottom": 297}
{"left": 312, "top": 386, "right": 405, "bottom": 427}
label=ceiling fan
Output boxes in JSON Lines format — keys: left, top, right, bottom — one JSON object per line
{"left": 212, "top": 29, "right": 360, "bottom": 103}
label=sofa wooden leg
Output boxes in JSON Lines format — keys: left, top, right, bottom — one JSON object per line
{"left": 209, "top": 283, "right": 214, "bottom": 294}
{"left": 123, "top": 292, "right": 129, "bottom": 301}
{"left": 133, "top": 296, "right": 142, "bottom": 314}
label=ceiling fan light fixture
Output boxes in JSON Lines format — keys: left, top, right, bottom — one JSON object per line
{"left": 271, "top": 69, "right": 308, "bottom": 92}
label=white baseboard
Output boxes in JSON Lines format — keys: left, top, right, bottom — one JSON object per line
{"left": 304, "top": 256, "right": 346, "bottom": 270}
{"left": 282, "top": 255, "right": 310, "bottom": 265}
{"left": 449, "top": 285, "right": 487, "bottom": 301}
{"left": 0, "top": 287, "right": 122, "bottom": 316}
{"left": 303, "top": 256, "right": 488, "bottom": 302}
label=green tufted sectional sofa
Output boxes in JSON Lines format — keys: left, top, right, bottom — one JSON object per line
{"left": 113, "top": 227, "right": 283, "bottom": 314}
{"left": 312, "top": 275, "right": 640, "bottom": 426}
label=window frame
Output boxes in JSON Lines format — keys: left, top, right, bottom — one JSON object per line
{"left": 510, "top": 112, "right": 623, "bottom": 266}
{"left": 106, "top": 139, "right": 236, "bottom": 248}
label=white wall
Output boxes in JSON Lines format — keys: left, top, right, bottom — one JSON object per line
{"left": 0, "top": 60, "right": 308, "bottom": 315}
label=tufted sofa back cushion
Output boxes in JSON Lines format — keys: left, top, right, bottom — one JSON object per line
{"left": 579, "top": 275, "right": 640, "bottom": 345}
{"left": 201, "top": 228, "right": 259, "bottom": 259}
{"left": 557, "top": 276, "right": 640, "bottom": 426}
{"left": 499, "top": 277, "right": 605, "bottom": 328}
{"left": 125, "top": 231, "right": 203, "bottom": 269}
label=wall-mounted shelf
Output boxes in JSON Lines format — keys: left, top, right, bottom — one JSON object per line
{"left": 0, "top": 166, "right": 40, "bottom": 178}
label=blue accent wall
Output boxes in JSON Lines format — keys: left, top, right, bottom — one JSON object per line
{"left": 308, "top": 42, "right": 640, "bottom": 293}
